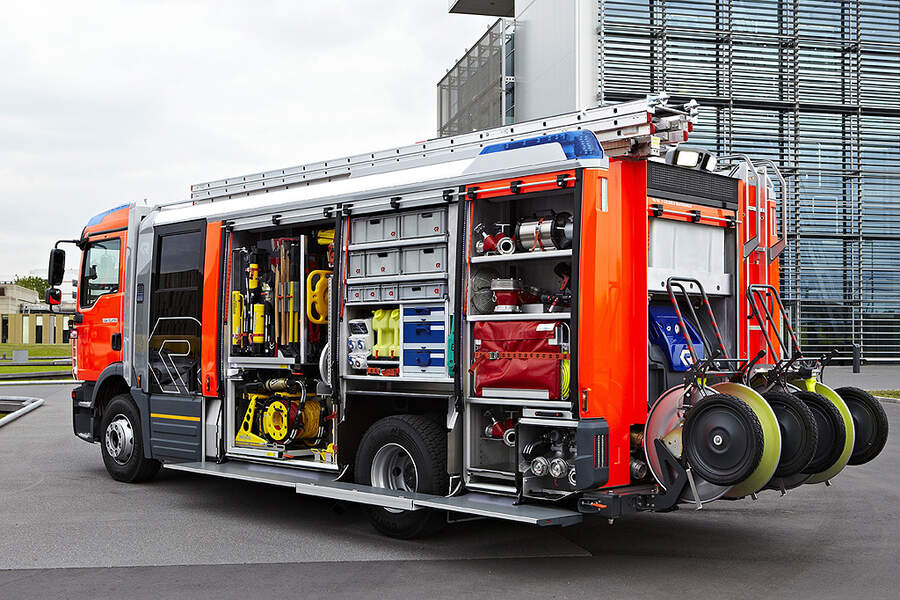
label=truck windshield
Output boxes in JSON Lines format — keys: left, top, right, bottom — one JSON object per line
{"left": 80, "top": 239, "right": 120, "bottom": 308}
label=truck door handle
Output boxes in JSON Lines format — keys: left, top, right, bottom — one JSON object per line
{"left": 111, "top": 333, "right": 122, "bottom": 351}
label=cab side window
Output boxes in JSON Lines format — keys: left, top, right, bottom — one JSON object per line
{"left": 80, "top": 239, "right": 121, "bottom": 308}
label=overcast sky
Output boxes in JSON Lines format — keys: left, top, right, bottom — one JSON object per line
{"left": 0, "top": 1, "right": 495, "bottom": 281}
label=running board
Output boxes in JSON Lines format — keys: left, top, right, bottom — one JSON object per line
{"left": 164, "top": 461, "right": 582, "bottom": 526}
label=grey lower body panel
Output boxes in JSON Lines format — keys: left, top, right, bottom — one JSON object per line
{"left": 164, "top": 461, "right": 582, "bottom": 526}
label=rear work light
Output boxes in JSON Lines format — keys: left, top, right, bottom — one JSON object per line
{"left": 480, "top": 130, "right": 604, "bottom": 160}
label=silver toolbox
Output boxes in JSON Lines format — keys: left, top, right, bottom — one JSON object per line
{"left": 401, "top": 208, "right": 446, "bottom": 239}
{"left": 380, "top": 283, "right": 398, "bottom": 301}
{"left": 347, "top": 252, "right": 365, "bottom": 278}
{"left": 351, "top": 214, "right": 400, "bottom": 244}
{"left": 365, "top": 249, "right": 400, "bottom": 276}
{"left": 400, "top": 246, "right": 447, "bottom": 274}
{"left": 398, "top": 281, "right": 447, "bottom": 300}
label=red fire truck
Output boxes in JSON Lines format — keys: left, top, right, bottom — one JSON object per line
{"left": 47, "top": 94, "right": 888, "bottom": 538}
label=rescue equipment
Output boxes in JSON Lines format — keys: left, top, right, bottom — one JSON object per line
{"left": 490, "top": 279, "right": 523, "bottom": 313}
{"left": 473, "top": 223, "right": 515, "bottom": 255}
{"left": 514, "top": 212, "right": 573, "bottom": 252}
{"left": 306, "top": 269, "right": 331, "bottom": 325}
{"left": 473, "top": 321, "right": 566, "bottom": 399}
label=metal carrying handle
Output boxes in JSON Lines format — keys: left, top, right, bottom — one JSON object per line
{"left": 745, "top": 284, "right": 802, "bottom": 361}
{"left": 665, "top": 276, "right": 730, "bottom": 366}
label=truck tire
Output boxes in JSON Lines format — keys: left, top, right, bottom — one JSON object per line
{"left": 835, "top": 387, "right": 889, "bottom": 466}
{"left": 100, "top": 394, "right": 161, "bottom": 483}
{"left": 355, "top": 415, "right": 448, "bottom": 539}
{"left": 793, "top": 390, "right": 845, "bottom": 475}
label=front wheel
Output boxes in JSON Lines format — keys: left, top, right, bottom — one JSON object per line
{"left": 100, "top": 394, "right": 160, "bottom": 483}
{"left": 355, "top": 415, "right": 448, "bottom": 539}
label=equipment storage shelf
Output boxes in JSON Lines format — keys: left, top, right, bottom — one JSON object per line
{"left": 470, "top": 248, "right": 572, "bottom": 264}
{"left": 465, "top": 403, "right": 523, "bottom": 483}
{"left": 348, "top": 234, "right": 448, "bottom": 252}
{"left": 341, "top": 301, "right": 451, "bottom": 382}
{"left": 466, "top": 312, "right": 570, "bottom": 322}
{"left": 462, "top": 180, "right": 578, "bottom": 497}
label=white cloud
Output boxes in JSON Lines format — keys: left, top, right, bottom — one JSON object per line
{"left": 0, "top": 1, "right": 494, "bottom": 279}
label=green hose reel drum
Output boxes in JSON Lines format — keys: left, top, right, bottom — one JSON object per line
{"left": 710, "top": 383, "right": 782, "bottom": 498}
{"left": 792, "top": 379, "right": 855, "bottom": 485}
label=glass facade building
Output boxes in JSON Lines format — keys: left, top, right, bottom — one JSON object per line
{"left": 599, "top": 0, "right": 900, "bottom": 361}
{"left": 440, "top": 1, "right": 900, "bottom": 360}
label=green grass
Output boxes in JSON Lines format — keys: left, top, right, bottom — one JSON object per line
{"left": 0, "top": 343, "right": 69, "bottom": 358}
{"left": 0, "top": 344, "right": 71, "bottom": 378}
{"left": 869, "top": 390, "right": 900, "bottom": 399}
{"left": 0, "top": 364, "right": 70, "bottom": 374}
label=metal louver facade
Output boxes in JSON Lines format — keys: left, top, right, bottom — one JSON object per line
{"left": 599, "top": 0, "right": 900, "bottom": 361}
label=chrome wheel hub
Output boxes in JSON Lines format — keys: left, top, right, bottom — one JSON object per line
{"left": 105, "top": 414, "right": 135, "bottom": 465}
{"left": 371, "top": 443, "right": 418, "bottom": 513}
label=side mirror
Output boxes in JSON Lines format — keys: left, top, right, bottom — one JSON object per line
{"left": 45, "top": 287, "right": 62, "bottom": 306}
{"left": 48, "top": 248, "right": 66, "bottom": 286}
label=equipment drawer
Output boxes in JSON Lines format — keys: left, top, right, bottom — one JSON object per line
{"left": 398, "top": 282, "right": 446, "bottom": 300}
{"left": 403, "top": 321, "right": 445, "bottom": 344}
{"left": 401, "top": 208, "right": 446, "bottom": 239}
{"left": 362, "top": 286, "right": 381, "bottom": 302}
{"left": 400, "top": 246, "right": 447, "bottom": 274}
{"left": 347, "top": 285, "right": 365, "bottom": 303}
{"left": 380, "top": 283, "right": 398, "bottom": 301}
{"left": 402, "top": 305, "right": 446, "bottom": 320}
{"left": 347, "top": 252, "right": 365, "bottom": 278}
{"left": 351, "top": 215, "right": 399, "bottom": 243}
{"left": 402, "top": 347, "right": 445, "bottom": 368}
{"left": 366, "top": 249, "right": 400, "bottom": 276}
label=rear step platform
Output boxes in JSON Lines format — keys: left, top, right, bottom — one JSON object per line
{"left": 165, "top": 461, "right": 582, "bottom": 526}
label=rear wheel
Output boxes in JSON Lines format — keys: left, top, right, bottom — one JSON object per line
{"left": 835, "top": 387, "right": 888, "bottom": 466}
{"left": 683, "top": 393, "right": 764, "bottom": 486}
{"left": 355, "top": 415, "right": 448, "bottom": 539}
{"left": 764, "top": 390, "right": 818, "bottom": 477}
{"left": 100, "top": 394, "right": 160, "bottom": 483}
{"left": 793, "top": 390, "right": 845, "bottom": 475}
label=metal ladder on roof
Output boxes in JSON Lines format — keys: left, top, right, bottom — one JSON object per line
{"left": 188, "top": 93, "right": 699, "bottom": 204}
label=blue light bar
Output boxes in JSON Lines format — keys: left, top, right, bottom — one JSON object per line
{"left": 479, "top": 130, "right": 604, "bottom": 160}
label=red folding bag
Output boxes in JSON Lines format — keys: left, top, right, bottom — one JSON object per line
{"left": 472, "top": 320, "right": 562, "bottom": 399}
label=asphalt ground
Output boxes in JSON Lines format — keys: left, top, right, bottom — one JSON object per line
{"left": 1, "top": 383, "right": 898, "bottom": 600}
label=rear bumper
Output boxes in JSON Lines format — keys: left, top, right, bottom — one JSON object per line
{"left": 72, "top": 382, "right": 96, "bottom": 442}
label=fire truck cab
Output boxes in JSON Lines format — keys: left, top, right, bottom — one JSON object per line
{"left": 47, "top": 96, "right": 888, "bottom": 538}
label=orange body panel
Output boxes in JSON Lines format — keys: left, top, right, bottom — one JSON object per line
{"left": 201, "top": 221, "right": 222, "bottom": 397}
{"left": 75, "top": 230, "right": 126, "bottom": 383}
{"left": 646, "top": 197, "right": 734, "bottom": 227}
{"left": 465, "top": 169, "right": 577, "bottom": 201}
{"left": 578, "top": 162, "right": 648, "bottom": 488}
{"left": 82, "top": 205, "right": 129, "bottom": 237}
{"left": 737, "top": 181, "right": 781, "bottom": 362}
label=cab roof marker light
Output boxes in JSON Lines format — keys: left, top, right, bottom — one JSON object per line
{"left": 479, "top": 130, "right": 604, "bottom": 160}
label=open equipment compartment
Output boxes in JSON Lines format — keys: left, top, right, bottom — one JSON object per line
{"left": 461, "top": 173, "right": 579, "bottom": 498}
{"left": 223, "top": 220, "right": 338, "bottom": 469}
{"left": 341, "top": 205, "right": 456, "bottom": 384}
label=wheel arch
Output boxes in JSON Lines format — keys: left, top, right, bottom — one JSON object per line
{"left": 88, "top": 363, "right": 152, "bottom": 458}
{"left": 90, "top": 363, "right": 129, "bottom": 422}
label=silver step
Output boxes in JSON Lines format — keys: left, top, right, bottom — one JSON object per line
{"left": 189, "top": 93, "right": 696, "bottom": 203}
{"left": 164, "top": 461, "right": 582, "bottom": 526}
